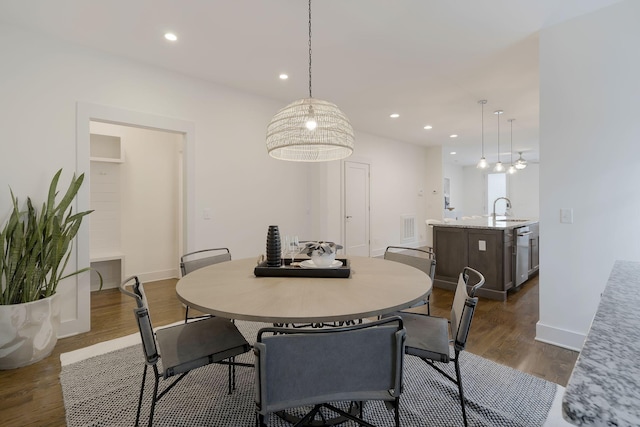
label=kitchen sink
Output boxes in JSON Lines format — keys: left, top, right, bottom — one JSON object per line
{"left": 495, "top": 218, "right": 529, "bottom": 222}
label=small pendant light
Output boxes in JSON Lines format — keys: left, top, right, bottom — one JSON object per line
{"left": 493, "top": 110, "right": 504, "bottom": 172}
{"left": 515, "top": 152, "right": 528, "bottom": 170}
{"left": 476, "top": 100, "right": 489, "bottom": 169}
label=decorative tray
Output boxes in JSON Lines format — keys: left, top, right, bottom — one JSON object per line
{"left": 254, "top": 258, "right": 351, "bottom": 278}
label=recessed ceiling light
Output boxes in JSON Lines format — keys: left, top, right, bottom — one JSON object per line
{"left": 164, "top": 33, "right": 177, "bottom": 41}
{"left": 450, "top": 151, "right": 457, "bottom": 155}
{"left": 390, "top": 113, "right": 400, "bottom": 118}
{"left": 450, "top": 134, "right": 458, "bottom": 138}
{"left": 423, "top": 125, "right": 433, "bottom": 130}
{"left": 279, "top": 74, "right": 289, "bottom": 80}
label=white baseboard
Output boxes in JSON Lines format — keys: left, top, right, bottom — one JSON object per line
{"left": 536, "top": 321, "right": 585, "bottom": 352}
{"left": 137, "top": 268, "right": 179, "bottom": 284}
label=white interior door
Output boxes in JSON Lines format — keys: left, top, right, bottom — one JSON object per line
{"left": 344, "top": 161, "right": 370, "bottom": 256}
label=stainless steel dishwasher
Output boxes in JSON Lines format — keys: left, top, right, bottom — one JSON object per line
{"left": 515, "top": 226, "right": 531, "bottom": 287}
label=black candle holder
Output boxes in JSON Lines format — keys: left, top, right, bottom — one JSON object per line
{"left": 266, "top": 225, "right": 281, "bottom": 267}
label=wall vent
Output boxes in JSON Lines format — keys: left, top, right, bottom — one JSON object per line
{"left": 401, "top": 214, "right": 416, "bottom": 244}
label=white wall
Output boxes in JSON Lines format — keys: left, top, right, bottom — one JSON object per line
{"left": 508, "top": 164, "right": 539, "bottom": 219}
{"left": 0, "top": 24, "right": 310, "bottom": 333}
{"left": 443, "top": 162, "right": 464, "bottom": 217}
{"left": 0, "top": 23, "right": 438, "bottom": 335}
{"left": 424, "top": 146, "right": 444, "bottom": 222}
{"left": 353, "top": 133, "right": 431, "bottom": 256}
{"left": 538, "top": 0, "right": 640, "bottom": 350}
{"left": 460, "top": 165, "right": 539, "bottom": 218}
{"left": 462, "top": 166, "right": 486, "bottom": 215}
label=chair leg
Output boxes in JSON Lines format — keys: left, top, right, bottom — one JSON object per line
{"left": 184, "top": 306, "right": 189, "bottom": 323}
{"left": 453, "top": 352, "right": 468, "bottom": 427}
{"left": 227, "top": 358, "right": 232, "bottom": 394}
{"left": 256, "top": 413, "right": 267, "bottom": 427}
{"left": 148, "top": 365, "right": 161, "bottom": 427}
{"left": 136, "top": 365, "right": 148, "bottom": 427}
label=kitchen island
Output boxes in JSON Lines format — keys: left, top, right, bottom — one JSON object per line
{"left": 432, "top": 217, "right": 539, "bottom": 300}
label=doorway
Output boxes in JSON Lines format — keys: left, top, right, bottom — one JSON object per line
{"left": 88, "top": 122, "right": 183, "bottom": 291}
{"left": 343, "top": 161, "right": 370, "bottom": 256}
{"left": 69, "top": 102, "right": 195, "bottom": 337}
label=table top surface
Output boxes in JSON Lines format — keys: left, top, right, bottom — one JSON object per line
{"left": 176, "top": 256, "right": 431, "bottom": 324}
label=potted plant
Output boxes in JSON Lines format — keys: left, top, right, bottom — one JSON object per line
{"left": 0, "top": 169, "right": 98, "bottom": 369}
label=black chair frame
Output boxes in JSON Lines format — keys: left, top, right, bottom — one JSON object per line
{"left": 406, "top": 266, "right": 484, "bottom": 427}
{"left": 121, "top": 276, "right": 252, "bottom": 427}
{"left": 384, "top": 245, "right": 435, "bottom": 315}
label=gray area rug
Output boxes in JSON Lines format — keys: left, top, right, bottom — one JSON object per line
{"left": 60, "top": 320, "right": 557, "bottom": 426}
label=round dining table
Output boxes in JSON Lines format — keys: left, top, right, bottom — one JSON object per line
{"left": 175, "top": 256, "right": 431, "bottom": 324}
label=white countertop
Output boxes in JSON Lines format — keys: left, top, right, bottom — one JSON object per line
{"left": 562, "top": 260, "right": 640, "bottom": 426}
{"left": 431, "top": 216, "right": 538, "bottom": 230}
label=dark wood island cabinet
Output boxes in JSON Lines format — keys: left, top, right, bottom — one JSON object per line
{"left": 432, "top": 217, "right": 538, "bottom": 300}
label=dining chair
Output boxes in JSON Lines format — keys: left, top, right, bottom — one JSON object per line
{"left": 253, "top": 316, "right": 406, "bottom": 427}
{"left": 119, "top": 276, "right": 252, "bottom": 427}
{"left": 391, "top": 266, "right": 485, "bottom": 426}
{"left": 179, "top": 247, "right": 231, "bottom": 322}
{"left": 384, "top": 246, "right": 435, "bottom": 315}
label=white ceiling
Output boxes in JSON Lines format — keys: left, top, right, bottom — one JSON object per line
{"left": 0, "top": 0, "right": 624, "bottom": 166}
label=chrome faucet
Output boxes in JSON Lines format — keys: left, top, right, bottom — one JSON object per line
{"left": 492, "top": 197, "right": 512, "bottom": 220}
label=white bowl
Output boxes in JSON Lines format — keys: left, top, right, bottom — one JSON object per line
{"left": 310, "top": 251, "right": 336, "bottom": 267}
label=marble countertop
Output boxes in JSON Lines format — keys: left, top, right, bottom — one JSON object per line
{"left": 562, "top": 260, "right": 640, "bottom": 426}
{"left": 432, "top": 216, "right": 538, "bottom": 230}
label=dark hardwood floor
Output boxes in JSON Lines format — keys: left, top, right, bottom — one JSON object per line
{"left": 0, "top": 275, "right": 578, "bottom": 427}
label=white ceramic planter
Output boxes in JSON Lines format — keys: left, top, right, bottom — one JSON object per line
{"left": 0, "top": 293, "right": 60, "bottom": 370}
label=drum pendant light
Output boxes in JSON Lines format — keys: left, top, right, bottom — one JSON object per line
{"left": 476, "top": 100, "right": 489, "bottom": 169}
{"left": 266, "top": 0, "right": 354, "bottom": 162}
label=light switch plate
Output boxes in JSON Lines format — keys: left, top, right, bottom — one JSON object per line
{"left": 560, "top": 208, "right": 573, "bottom": 224}
{"left": 478, "top": 240, "right": 486, "bottom": 251}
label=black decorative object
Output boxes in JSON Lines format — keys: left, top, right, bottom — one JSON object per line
{"left": 266, "top": 225, "right": 282, "bottom": 267}
{"left": 254, "top": 258, "right": 351, "bottom": 278}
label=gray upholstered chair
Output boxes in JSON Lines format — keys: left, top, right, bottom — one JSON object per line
{"left": 179, "top": 247, "right": 231, "bottom": 321}
{"left": 253, "top": 317, "right": 406, "bottom": 427}
{"left": 119, "top": 276, "right": 251, "bottom": 427}
{"left": 384, "top": 246, "right": 435, "bottom": 315}
{"left": 393, "top": 266, "right": 485, "bottom": 427}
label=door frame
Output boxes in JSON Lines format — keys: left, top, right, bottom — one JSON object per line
{"left": 342, "top": 158, "right": 371, "bottom": 256}
{"left": 72, "top": 102, "right": 195, "bottom": 336}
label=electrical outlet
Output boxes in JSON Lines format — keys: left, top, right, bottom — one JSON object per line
{"left": 560, "top": 208, "right": 573, "bottom": 224}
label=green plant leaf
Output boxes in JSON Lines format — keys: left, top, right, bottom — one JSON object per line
{"left": 0, "top": 170, "right": 94, "bottom": 304}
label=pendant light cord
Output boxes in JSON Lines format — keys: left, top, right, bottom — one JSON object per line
{"left": 308, "top": 0, "right": 313, "bottom": 98}
{"left": 481, "top": 101, "right": 484, "bottom": 156}
{"left": 496, "top": 111, "right": 501, "bottom": 162}
{"left": 510, "top": 119, "right": 514, "bottom": 164}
